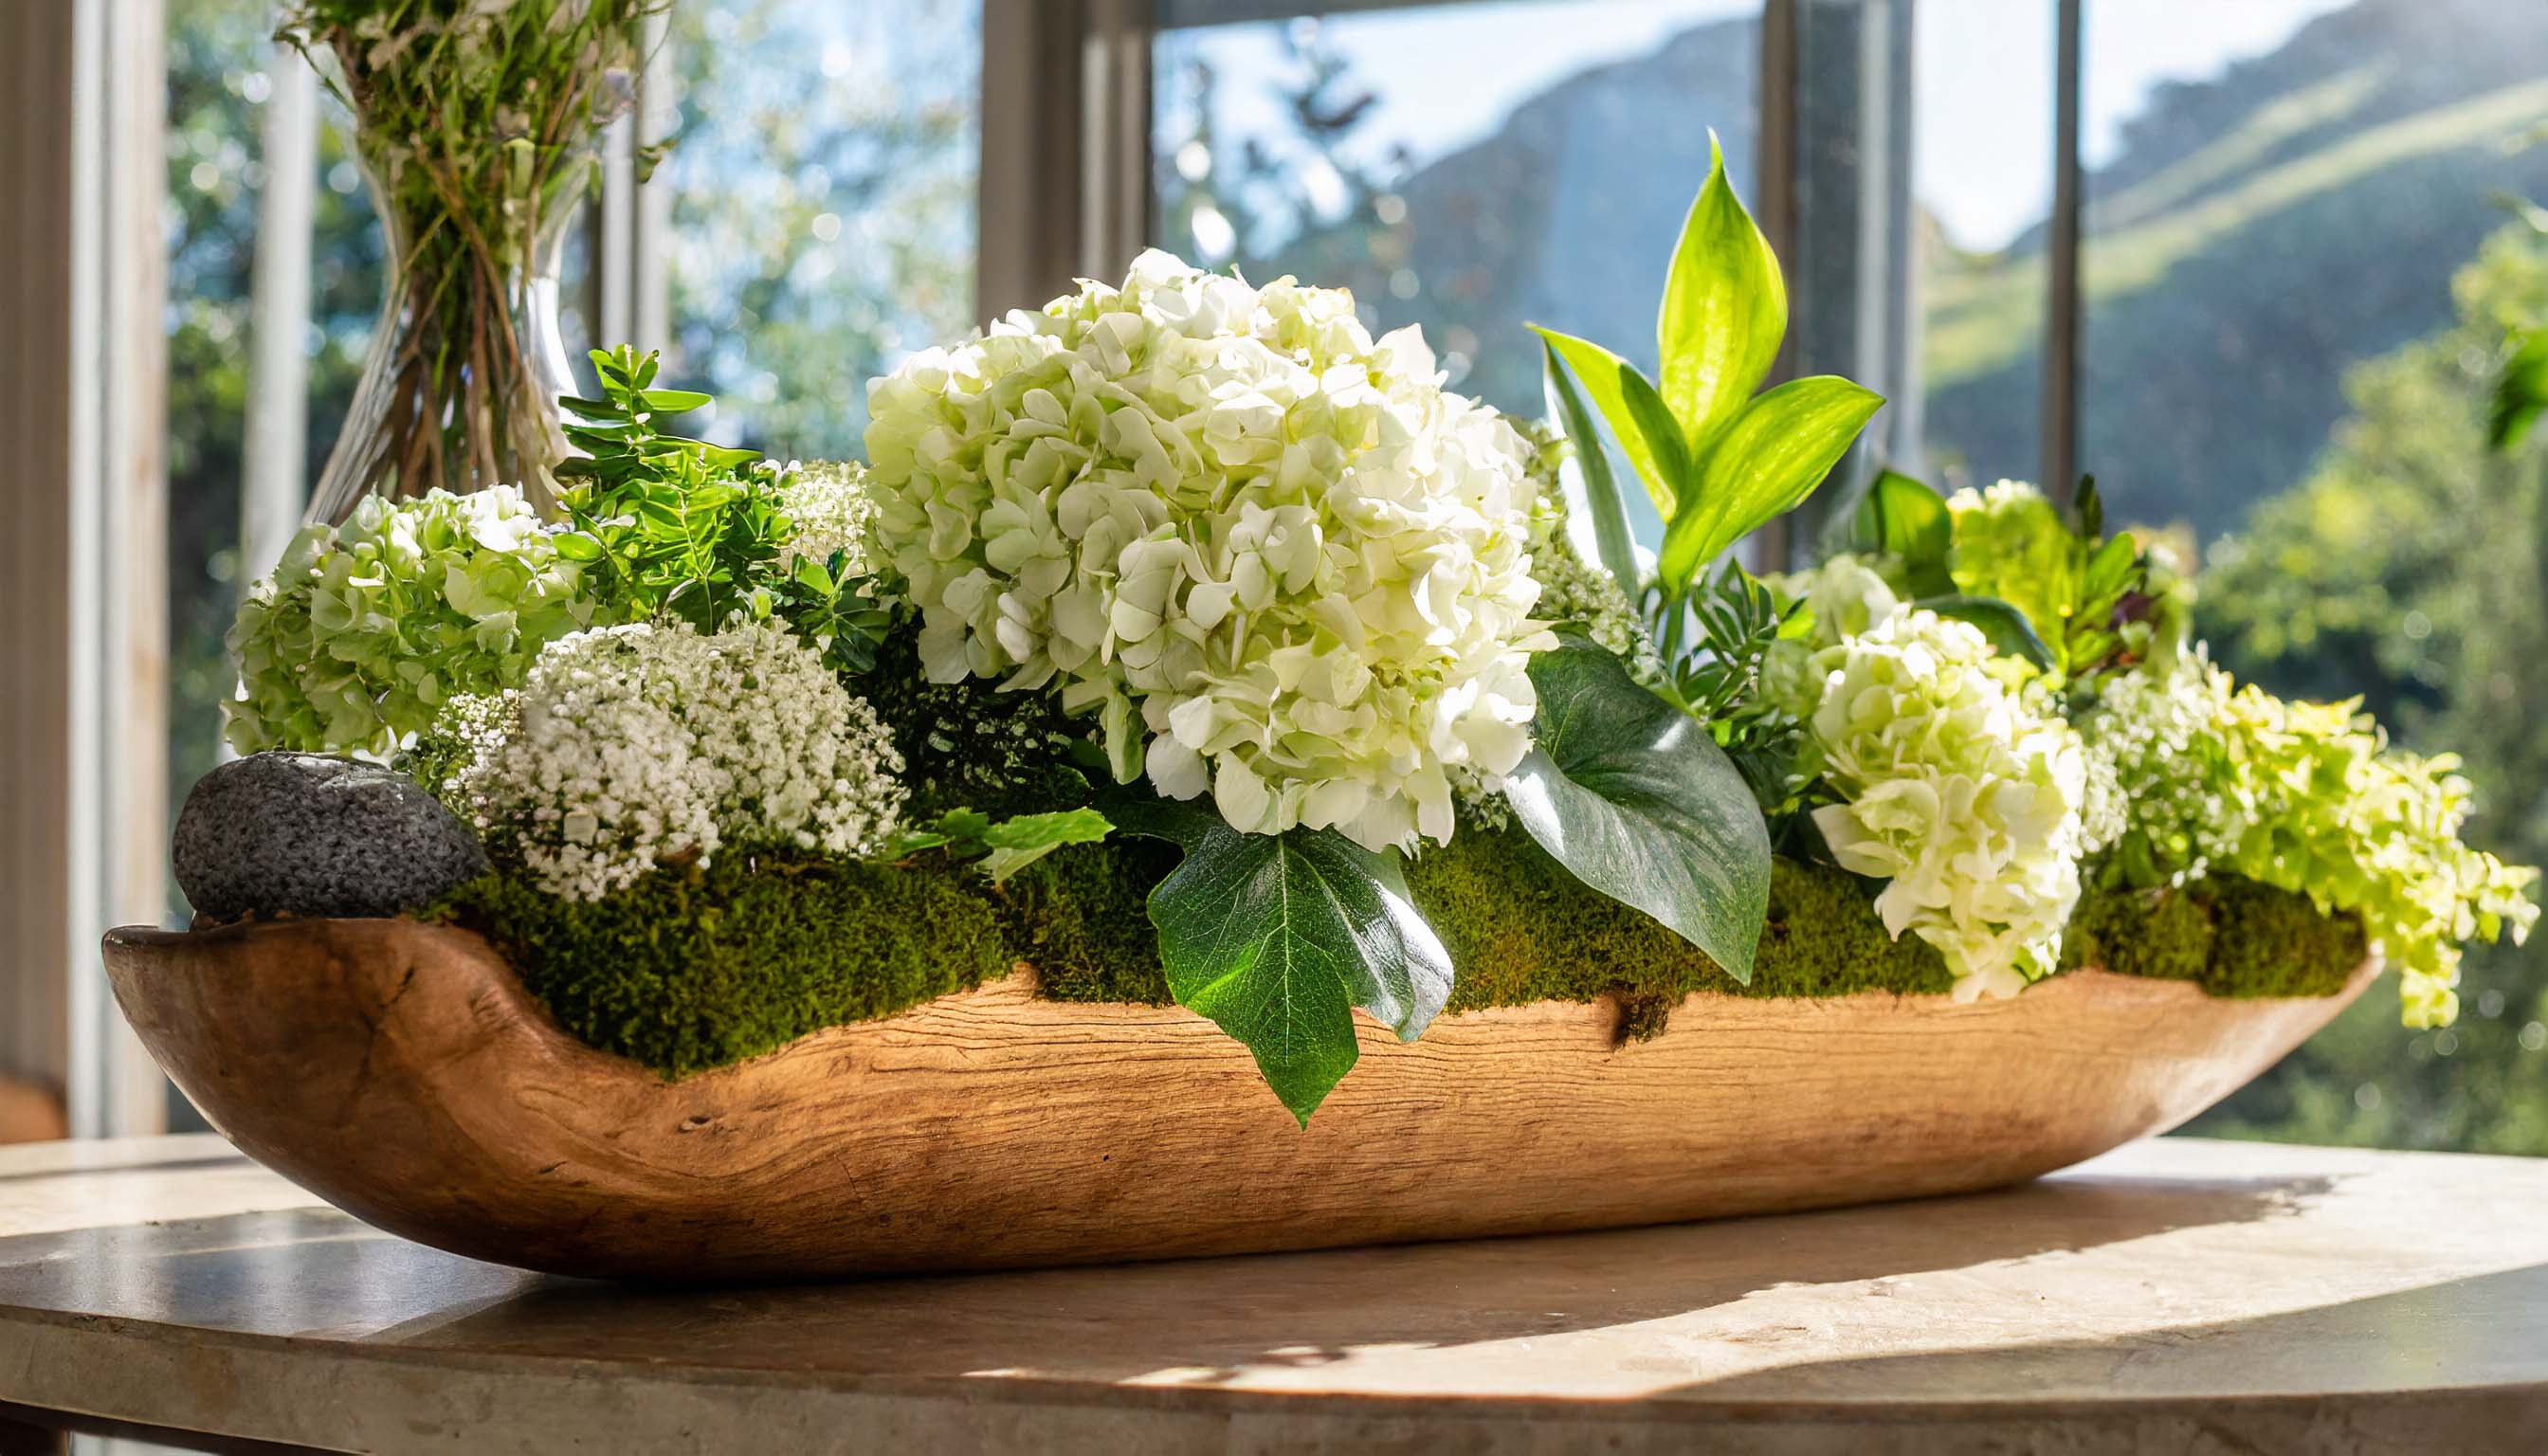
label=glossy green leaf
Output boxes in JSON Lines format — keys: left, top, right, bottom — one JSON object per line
{"left": 1849, "top": 468, "right": 1953, "bottom": 592}
{"left": 975, "top": 807, "right": 1113, "bottom": 883}
{"left": 1656, "top": 375, "right": 1884, "bottom": 595}
{"left": 1657, "top": 132, "right": 1788, "bottom": 447}
{"left": 1113, "top": 799, "right": 1454, "bottom": 1125}
{"left": 1542, "top": 339, "right": 1644, "bottom": 595}
{"left": 551, "top": 531, "right": 604, "bottom": 562}
{"left": 1504, "top": 634, "right": 1772, "bottom": 982}
{"left": 1919, "top": 593, "right": 2058, "bottom": 672}
{"left": 1531, "top": 326, "right": 1685, "bottom": 518}
{"left": 640, "top": 388, "right": 713, "bottom": 414}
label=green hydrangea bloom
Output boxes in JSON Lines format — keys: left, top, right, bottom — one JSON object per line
{"left": 2082, "top": 656, "right": 2539, "bottom": 1026}
{"left": 225, "top": 487, "right": 594, "bottom": 756}
{"left": 1947, "top": 481, "right": 2079, "bottom": 651}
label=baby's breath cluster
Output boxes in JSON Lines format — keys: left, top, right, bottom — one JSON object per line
{"left": 1790, "top": 599, "right": 2115, "bottom": 1001}
{"left": 863, "top": 250, "right": 1552, "bottom": 852}
{"left": 2082, "top": 656, "right": 2538, "bottom": 1024}
{"left": 777, "top": 460, "right": 882, "bottom": 575}
{"left": 432, "top": 617, "right": 906, "bottom": 901}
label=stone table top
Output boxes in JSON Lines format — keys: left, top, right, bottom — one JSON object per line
{"left": 0, "top": 1135, "right": 2542, "bottom": 1454}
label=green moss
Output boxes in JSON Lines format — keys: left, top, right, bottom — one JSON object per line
{"left": 1409, "top": 830, "right": 1958, "bottom": 1010}
{"left": 437, "top": 826, "right": 2367, "bottom": 1079}
{"left": 2065, "top": 875, "right": 2367, "bottom": 999}
{"left": 994, "top": 838, "right": 1177, "bottom": 1005}
{"left": 438, "top": 853, "right": 1012, "bottom": 1076}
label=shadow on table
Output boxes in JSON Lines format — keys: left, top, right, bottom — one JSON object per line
{"left": 378, "top": 1168, "right": 2344, "bottom": 1381}
{"left": 0, "top": 1167, "right": 2360, "bottom": 1389}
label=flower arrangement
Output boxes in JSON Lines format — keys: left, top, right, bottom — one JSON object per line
{"left": 214, "top": 149, "right": 2535, "bottom": 1127}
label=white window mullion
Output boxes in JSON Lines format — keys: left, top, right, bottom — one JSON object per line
{"left": 601, "top": 8, "right": 675, "bottom": 359}
{"left": 64, "top": 0, "right": 172, "bottom": 1140}
{"left": 241, "top": 46, "right": 319, "bottom": 589}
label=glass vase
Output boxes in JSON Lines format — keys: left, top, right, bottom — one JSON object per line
{"left": 304, "top": 159, "right": 586, "bottom": 526}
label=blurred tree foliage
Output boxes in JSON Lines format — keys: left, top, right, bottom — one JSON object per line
{"left": 2188, "top": 220, "right": 2548, "bottom": 1154}
{"left": 660, "top": 0, "right": 976, "bottom": 458}
{"left": 165, "top": 0, "right": 382, "bottom": 842}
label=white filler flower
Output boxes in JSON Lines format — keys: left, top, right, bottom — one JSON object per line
{"left": 864, "top": 249, "right": 1551, "bottom": 852}
{"left": 442, "top": 616, "right": 905, "bottom": 901}
{"left": 777, "top": 459, "right": 881, "bottom": 576}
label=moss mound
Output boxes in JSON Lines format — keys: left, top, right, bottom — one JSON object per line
{"left": 2063, "top": 874, "right": 2366, "bottom": 998}
{"left": 441, "top": 854, "right": 1013, "bottom": 1076}
{"left": 438, "top": 826, "right": 2367, "bottom": 1077}
{"left": 1412, "top": 833, "right": 1956, "bottom": 1011}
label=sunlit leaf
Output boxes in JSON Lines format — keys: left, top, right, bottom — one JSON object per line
{"left": 1656, "top": 376, "right": 1884, "bottom": 594}
{"left": 1542, "top": 339, "right": 1644, "bottom": 595}
{"left": 1532, "top": 325, "right": 1685, "bottom": 517}
{"left": 1657, "top": 131, "right": 1788, "bottom": 448}
{"left": 1849, "top": 468, "right": 1953, "bottom": 595}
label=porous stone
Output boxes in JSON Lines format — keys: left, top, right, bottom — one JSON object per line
{"left": 173, "top": 753, "right": 488, "bottom": 921}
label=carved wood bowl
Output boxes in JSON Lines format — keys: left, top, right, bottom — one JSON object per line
{"left": 102, "top": 919, "right": 2373, "bottom": 1282}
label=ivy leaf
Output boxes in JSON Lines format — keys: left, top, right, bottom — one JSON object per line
{"left": 1505, "top": 633, "right": 1772, "bottom": 981}
{"left": 1919, "top": 593, "right": 2058, "bottom": 672}
{"left": 1657, "top": 375, "right": 1884, "bottom": 596}
{"left": 1112, "top": 799, "right": 1454, "bottom": 1125}
{"left": 1657, "top": 131, "right": 1788, "bottom": 448}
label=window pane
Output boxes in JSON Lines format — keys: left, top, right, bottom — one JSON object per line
{"left": 1911, "top": 2, "right": 2056, "bottom": 491}
{"left": 665, "top": 0, "right": 981, "bottom": 458}
{"left": 165, "top": 0, "right": 382, "bottom": 865}
{"left": 2079, "top": 0, "right": 2548, "bottom": 1152}
{"left": 1153, "top": 0, "right": 1764, "bottom": 549}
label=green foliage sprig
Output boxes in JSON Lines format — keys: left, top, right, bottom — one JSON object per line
{"left": 555, "top": 346, "right": 890, "bottom": 675}
{"left": 891, "top": 807, "right": 1114, "bottom": 884}
{"left": 1845, "top": 471, "right": 2175, "bottom": 683}
{"left": 1663, "top": 560, "right": 1807, "bottom": 809}
{"left": 1534, "top": 136, "right": 1884, "bottom": 613}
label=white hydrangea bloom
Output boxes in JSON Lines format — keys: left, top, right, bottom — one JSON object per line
{"left": 1801, "top": 607, "right": 2104, "bottom": 1001}
{"left": 863, "top": 249, "right": 1553, "bottom": 852}
{"left": 439, "top": 617, "right": 905, "bottom": 901}
{"left": 777, "top": 459, "right": 881, "bottom": 576}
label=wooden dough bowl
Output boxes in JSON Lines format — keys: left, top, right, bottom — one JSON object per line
{"left": 102, "top": 919, "right": 2373, "bottom": 1282}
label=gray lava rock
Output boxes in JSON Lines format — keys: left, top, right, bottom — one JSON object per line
{"left": 173, "top": 753, "right": 489, "bottom": 921}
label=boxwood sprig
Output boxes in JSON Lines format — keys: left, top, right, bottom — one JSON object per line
{"left": 554, "top": 345, "right": 888, "bottom": 676}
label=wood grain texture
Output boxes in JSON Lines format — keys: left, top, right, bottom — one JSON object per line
{"left": 101, "top": 918, "right": 2373, "bottom": 1281}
